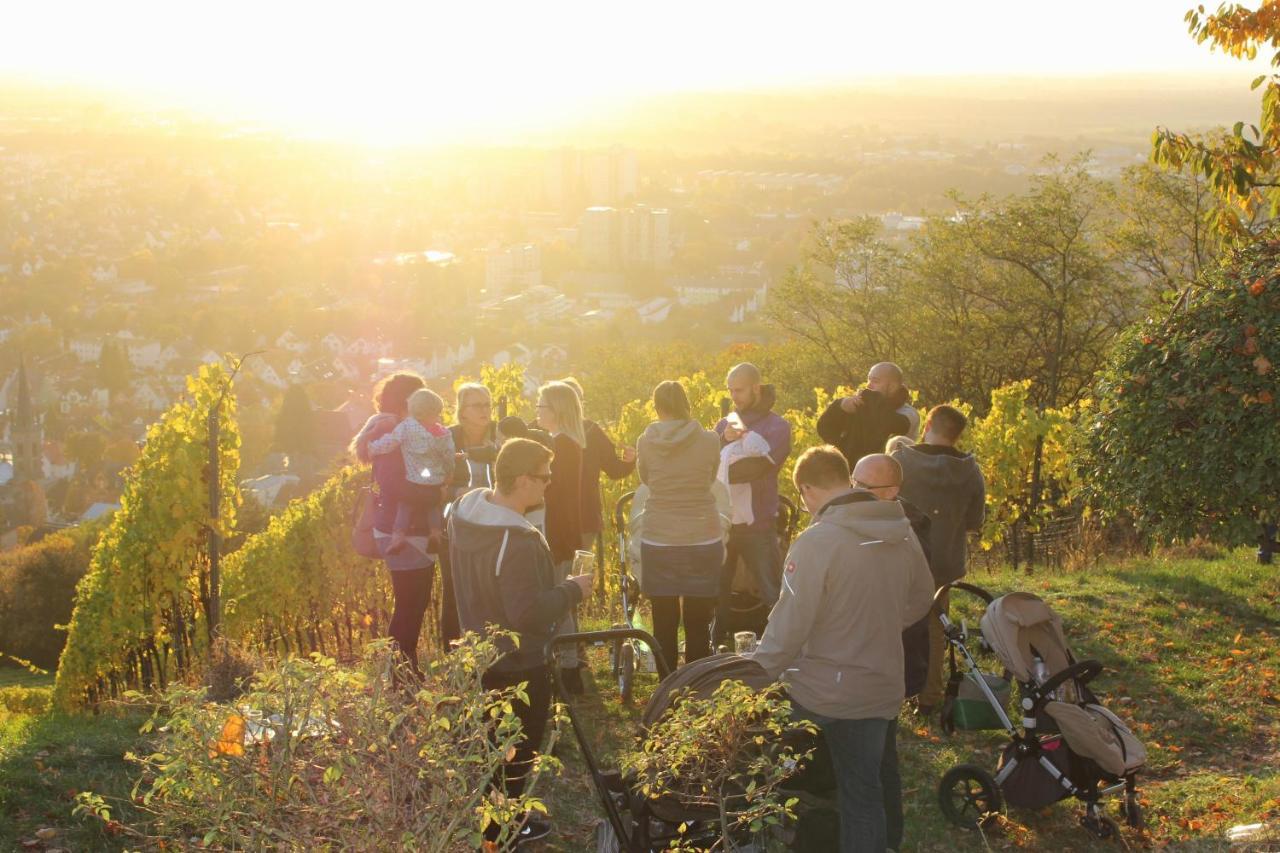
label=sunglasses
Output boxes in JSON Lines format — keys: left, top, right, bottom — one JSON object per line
{"left": 854, "top": 480, "right": 895, "bottom": 490}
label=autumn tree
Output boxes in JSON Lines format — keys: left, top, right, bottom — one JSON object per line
{"left": 1153, "top": 2, "right": 1280, "bottom": 235}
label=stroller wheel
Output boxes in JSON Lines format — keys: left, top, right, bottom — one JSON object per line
{"left": 938, "top": 764, "right": 1002, "bottom": 829}
{"left": 617, "top": 642, "right": 636, "bottom": 705}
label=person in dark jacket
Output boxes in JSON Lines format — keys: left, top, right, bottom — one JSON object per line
{"left": 448, "top": 437, "right": 592, "bottom": 845}
{"left": 817, "top": 362, "right": 918, "bottom": 469}
{"left": 436, "top": 382, "right": 499, "bottom": 650}
{"left": 535, "top": 381, "right": 587, "bottom": 689}
{"left": 713, "top": 363, "right": 792, "bottom": 644}
{"left": 636, "top": 380, "right": 724, "bottom": 670}
{"left": 891, "top": 405, "right": 986, "bottom": 715}
{"left": 562, "top": 377, "right": 636, "bottom": 551}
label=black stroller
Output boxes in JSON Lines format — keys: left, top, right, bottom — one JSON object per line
{"left": 934, "top": 582, "right": 1146, "bottom": 840}
{"left": 550, "top": 633, "right": 834, "bottom": 852}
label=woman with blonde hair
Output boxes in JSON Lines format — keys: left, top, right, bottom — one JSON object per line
{"left": 535, "top": 380, "right": 587, "bottom": 691}
{"left": 436, "top": 381, "right": 499, "bottom": 648}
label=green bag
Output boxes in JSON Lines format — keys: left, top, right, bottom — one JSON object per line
{"left": 950, "top": 672, "right": 1011, "bottom": 731}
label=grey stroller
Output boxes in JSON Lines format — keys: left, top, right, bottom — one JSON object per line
{"left": 935, "top": 583, "right": 1146, "bottom": 840}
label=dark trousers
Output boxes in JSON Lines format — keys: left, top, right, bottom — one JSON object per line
{"left": 714, "top": 525, "right": 781, "bottom": 644}
{"left": 649, "top": 595, "right": 716, "bottom": 672}
{"left": 437, "top": 542, "right": 461, "bottom": 649}
{"left": 387, "top": 566, "right": 433, "bottom": 675}
{"left": 794, "top": 704, "right": 900, "bottom": 853}
{"left": 481, "top": 665, "right": 552, "bottom": 799}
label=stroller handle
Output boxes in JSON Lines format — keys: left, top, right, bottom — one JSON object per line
{"left": 613, "top": 490, "right": 635, "bottom": 534}
{"left": 1036, "top": 658, "right": 1104, "bottom": 699}
{"left": 547, "top": 628, "right": 673, "bottom": 680}
{"left": 936, "top": 580, "right": 994, "bottom": 605}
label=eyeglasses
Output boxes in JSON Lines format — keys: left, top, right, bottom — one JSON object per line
{"left": 524, "top": 472, "right": 553, "bottom": 483}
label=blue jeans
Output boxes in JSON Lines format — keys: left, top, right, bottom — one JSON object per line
{"left": 793, "top": 705, "right": 898, "bottom": 853}
{"left": 715, "top": 524, "right": 781, "bottom": 642}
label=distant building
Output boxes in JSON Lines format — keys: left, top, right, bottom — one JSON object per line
{"left": 580, "top": 207, "right": 619, "bottom": 269}
{"left": 484, "top": 244, "right": 542, "bottom": 297}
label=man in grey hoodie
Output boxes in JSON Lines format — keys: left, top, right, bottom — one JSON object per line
{"left": 752, "top": 446, "right": 934, "bottom": 853}
{"left": 448, "top": 438, "right": 592, "bottom": 845}
{"left": 891, "top": 404, "right": 986, "bottom": 715}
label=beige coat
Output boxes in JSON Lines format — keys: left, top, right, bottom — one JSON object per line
{"left": 752, "top": 492, "right": 934, "bottom": 720}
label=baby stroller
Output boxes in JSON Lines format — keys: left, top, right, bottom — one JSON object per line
{"left": 549, "top": 632, "right": 834, "bottom": 852}
{"left": 934, "top": 583, "right": 1147, "bottom": 840}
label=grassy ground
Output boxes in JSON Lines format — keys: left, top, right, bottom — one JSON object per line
{"left": 541, "top": 550, "right": 1280, "bottom": 851}
{"left": 1, "top": 551, "right": 1276, "bottom": 850}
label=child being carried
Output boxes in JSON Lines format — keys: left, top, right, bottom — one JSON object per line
{"left": 717, "top": 412, "right": 773, "bottom": 526}
{"left": 369, "top": 388, "right": 454, "bottom": 553}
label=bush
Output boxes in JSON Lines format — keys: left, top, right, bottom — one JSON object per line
{"left": 1085, "top": 235, "right": 1280, "bottom": 545}
{"left": 622, "top": 680, "right": 815, "bottom": 851}
{"left": 103, "top": 634, "right": 557, "bottom": 851}
{"left": 0, "top": 522, "right": 103, "bottom": 669}
{"left": 0, "top": 685, "right": 53, "bottom": 717}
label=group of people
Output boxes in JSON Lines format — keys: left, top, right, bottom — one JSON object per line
{"left": 351, "top": 360, "right": 986, "bottom": 851}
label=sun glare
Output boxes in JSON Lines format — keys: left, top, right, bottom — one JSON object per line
{"left": 3, "top": 0, "right": 1274, "bottom": 146}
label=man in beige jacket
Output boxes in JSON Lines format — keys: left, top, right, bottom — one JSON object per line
{"left": 752, "top": 445, "right": 933, "bottom": 853}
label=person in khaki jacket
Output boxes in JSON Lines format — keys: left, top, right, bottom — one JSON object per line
{"left": 751, "top": 445, "right": 933, "bottom": 853}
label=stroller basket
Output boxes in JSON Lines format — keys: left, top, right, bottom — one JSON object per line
{"left": 951, "top": 671, "right": 1011, "bottom": 731}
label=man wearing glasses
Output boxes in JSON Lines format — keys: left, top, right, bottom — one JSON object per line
{"left": 448, "top": 437, "right": 593, "bottom": 846}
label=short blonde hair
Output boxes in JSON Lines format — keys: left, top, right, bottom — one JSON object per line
{"left": 537, "top": 381, "right": 585, "bottom": 447}
{"left": 408, "top": 388, "right": 445, "bottom": 422}
{"left": 454, "top": 382, "right": 491, "bottom": 423}
{"left": 885, "top": 434, "right": 915, "bottom": 454}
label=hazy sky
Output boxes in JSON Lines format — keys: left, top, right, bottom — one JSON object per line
{"left": 3, "top": 0, "right": 1270, "bottom": 141}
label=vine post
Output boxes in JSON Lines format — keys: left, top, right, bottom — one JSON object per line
{"left": 206, "top": 352, "right": 262, "bottom": 645}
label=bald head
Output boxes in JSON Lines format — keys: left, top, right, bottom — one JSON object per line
{"left": 727, "top": 363, "right": 762, "bottom": 385}
{"left": 867, "top": 362, "right": 904, "bottom": 394}
{"left": 726, "top": 362, "right": 763, "bottom": 413}
{"left": 852, "top": 453, "right": 902, "bottom": 500}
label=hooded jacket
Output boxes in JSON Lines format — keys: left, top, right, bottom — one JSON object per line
{"left": 892, "top": 444, "right": 986, "bottom": 587}
{"left": 637, "top": 417, "right": 723, "bottom": 547}
{"left": 752, "top": 492, "right": 934, "bottom": 720}
{"left": 714, "top": 384, "right": 792, "bottom": 531}
{"left": 448, "top": 488, "right": 584, "bottom": 673}
{"left": 816, "top": 387, "right": 911, "bottom": 467}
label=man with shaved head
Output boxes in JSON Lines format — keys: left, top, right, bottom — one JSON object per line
{"left": 817, "top": 362, "right": 919, "bottom": 470}
{"left": 713, "top": 362, "right": 792, "bottom": 644}
{"left": 846, "top": 453, "right": 934, "bottom": 851}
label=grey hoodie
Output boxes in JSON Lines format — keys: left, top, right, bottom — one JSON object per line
{"left": 636, "top": 418, "right": 723, "bottom": 546}
{"left": 892, "top": 444, "right": 986, "bottom": 587}
{"left": 752, "top": 494, "right": 935, "bottom": 720}
{"left": 447, "top": 488, "right": 583, "bottom": 673}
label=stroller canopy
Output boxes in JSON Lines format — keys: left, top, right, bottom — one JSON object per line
{"left": 641, "top": 653, "right": 775, "bottom": 730}
{"left": 979, "top": 592, "right": 1072, "bottom": 684}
